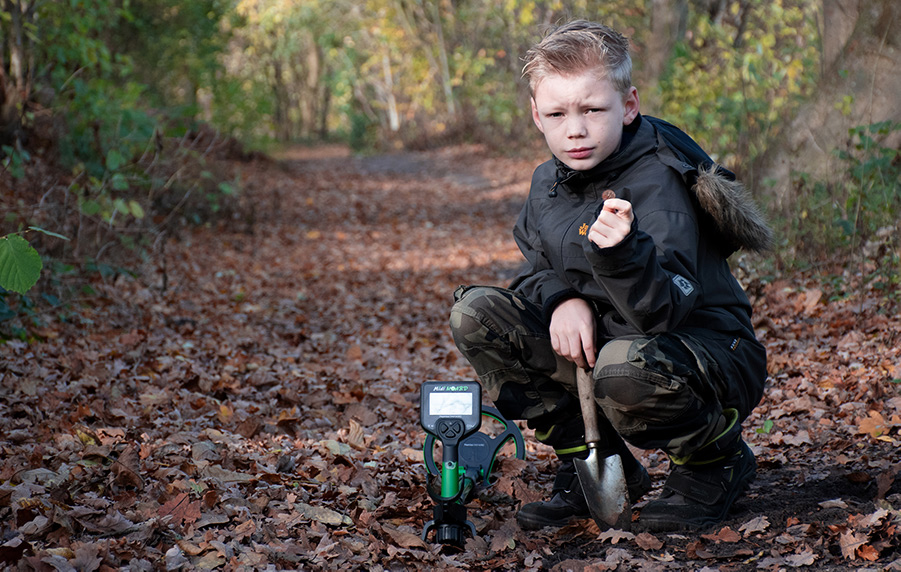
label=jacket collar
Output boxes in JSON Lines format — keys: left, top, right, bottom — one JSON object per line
{"left": 553, "top": 114, "right": 655, "bottom": 185}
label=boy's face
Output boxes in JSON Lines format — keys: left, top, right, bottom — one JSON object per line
{"left": 531, "top": 71, "right": 639, "bottom": 171}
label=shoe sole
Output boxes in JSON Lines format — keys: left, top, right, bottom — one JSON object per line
{"left": 516, "top": 510, "right": 589, "bottom": 530}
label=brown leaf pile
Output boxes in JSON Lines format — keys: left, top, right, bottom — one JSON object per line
{"left": 1, "top": 145, "right": 899, "bottom": 570}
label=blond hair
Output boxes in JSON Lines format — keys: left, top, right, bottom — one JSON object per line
{"left": 522, "top": 20, "right": 633, "bottom": 96}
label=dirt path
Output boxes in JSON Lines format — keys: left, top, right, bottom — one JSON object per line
{"left": 0, "top": 146, "right": 899, "bottom": 570}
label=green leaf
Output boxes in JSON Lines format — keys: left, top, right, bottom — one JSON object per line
{"left": 106, "top": 148, "right": 124, "bottom": 171}
{"left": 28, "top": 227, "right": 70, "bottom": 241}
{"left": 0, "top": 234, "right": 43, "bottom": 294}
{"left": 128, "top": 200, "right": 145, "bottom": 219}
{"left": 81, "top": 199, "right": 101, "bottom": 216}
{"left": 755, "top": 419, "right": 775, "bottom": 434}
{"left": 115, "top": 198, "right": 130, "bottom": 215}
{"left": 218, "top": 181, "right": 237, "bottom": 196}
{"left": 111, "top": 173, "right": 129, "bottom": 190}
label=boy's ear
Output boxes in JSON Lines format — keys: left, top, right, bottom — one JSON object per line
{"left": 530, "top": 97, "right": 546, "bottom": 133}
{"left": 622, "top": 87, "right": 640, "bottom": 126}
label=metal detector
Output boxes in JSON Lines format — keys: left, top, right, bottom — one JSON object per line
{"left": 419, "top": 381, "right": 525, "bottom": 547}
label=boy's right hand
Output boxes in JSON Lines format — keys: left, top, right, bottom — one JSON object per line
{"left": 549, "top": 298, "right": 597, "bottom": 369}
{"left": 588, "top": 198, "right": 634, "bottom": 249}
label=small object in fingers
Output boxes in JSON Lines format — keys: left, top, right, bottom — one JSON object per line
{"left": 602, "top": 189, "right": 618, "bottom": 213}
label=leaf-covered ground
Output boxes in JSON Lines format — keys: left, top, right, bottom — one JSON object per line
{"left": 1, "top": 145, "right": 900, "bottom": 571}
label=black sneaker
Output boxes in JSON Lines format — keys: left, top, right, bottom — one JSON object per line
{"left": 516, "top": 457, "right": 652, "bottom": 530}
{"left": 638, "top": 440, "right": 756, "bottom": 532}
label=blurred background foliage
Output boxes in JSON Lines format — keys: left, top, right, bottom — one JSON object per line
{"left": 0, "top": 0, "right": 899, "bottom": 321}
{"left": 1, "top": 0, "right": 836, "bottom": 158}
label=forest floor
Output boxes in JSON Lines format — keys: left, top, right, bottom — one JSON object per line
{"left": 1, "top": 144, "right": 900, "bottom": 571}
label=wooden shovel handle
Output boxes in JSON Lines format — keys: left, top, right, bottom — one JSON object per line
{"left": 576, "top": 368, "right": 602, "bottom": 446}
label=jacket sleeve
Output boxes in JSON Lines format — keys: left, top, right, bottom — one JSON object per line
{"left": 584, "top": 186, "right": 702, "bottom": 335}
{"left": 509, "top": 197, "right": 580, "bottom": 320}
{"left": 510, "top": 201, "right": 579, "bottom": 321}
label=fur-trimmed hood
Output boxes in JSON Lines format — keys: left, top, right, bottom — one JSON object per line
{"left": 647, "top": 115, "right": 774, "bottom": 255}
{"left": 694, "top": 165, "right": 774, "bottom": 254}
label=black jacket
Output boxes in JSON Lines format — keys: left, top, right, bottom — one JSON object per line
{"left": 510, "top": 114, "right": 772, "bottom": 341}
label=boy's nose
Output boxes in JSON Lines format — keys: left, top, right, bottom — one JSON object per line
{"left": 567, "top": 117, "right": 588, "bottom": 138}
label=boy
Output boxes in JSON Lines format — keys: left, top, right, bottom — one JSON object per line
{"left": 450, "top": 20, "right": 772, "bottom": 532}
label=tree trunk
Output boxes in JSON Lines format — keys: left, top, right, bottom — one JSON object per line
{"left": 318, "top": 74, "right": 330, "bottom": 140}
{"left": 394, "top": 0, "right": 456, "bottom": 120}
{"left": 752, "top": 0, "right": 901, "bottom": 210}
{"left": 1, "top": 0, "right": 35, "bottom": 145}
{"left": 381, "top": 52, "right": 400, "bottom": 132}
{"left": 271, "top": 59, "right": 291, "bottom": 142}
{"left": 636, "top": 0, "right": 688, "bottom": 114}
{"left": 428, "top": 0, "right": 456, "bottom": 118}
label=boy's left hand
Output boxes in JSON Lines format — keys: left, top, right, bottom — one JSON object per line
{"left": 588, "top": 198, "right": 634, "bottom": 249}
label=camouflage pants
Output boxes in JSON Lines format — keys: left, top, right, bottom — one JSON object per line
{"left": 449, "top": 286, "right": 766, "bottom": 460}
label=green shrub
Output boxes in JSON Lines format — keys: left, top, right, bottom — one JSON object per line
{"left": 774, "top": 121, "right": 900, "bottom": 297}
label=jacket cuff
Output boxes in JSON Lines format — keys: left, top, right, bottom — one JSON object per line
{"left": 542, "top": 289, "right": 584, "bottom": 324}
{"left": 588, "top": 224, "right": 639, "bottom": 272}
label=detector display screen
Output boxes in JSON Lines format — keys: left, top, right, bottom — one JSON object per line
{"left": 420, "top": 381, "right": 481, "bottom": 437}
{"left": 429, "top": 392, "right": 474, "bottom": 416}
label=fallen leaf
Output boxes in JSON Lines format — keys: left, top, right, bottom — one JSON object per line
{"left": 345, "top": 418, "right": 365, "bottom": 449}
{"left": 382, "top": 525, "right": 428, "bottom": 549}
{"left": 176, "top": 540, "right": 204, "bottom": 556}
{"left": 0, "top": 537, "right": 30, "bottom": 564}
{"left": 489, "top": 520, "right": 518, "bottom": 553}
{"left": 551, "top": 559, "right": 613, "bottom": 572}
{"left": 858, "top": 544, "right": 880, "bottom": 561}
{"left": 801, "top": 288, "right": 822, "bottom": 315}
{"left": 782, "top": 429, "right": 813, "bottom": 446}
{"left": 195, "top": 513, "right": 230, "bottom": 528}
{"left": 635, "top": 532, "right": 663, "bottom": 550}
{"left": 685, "top": 540, "right": 709, "bottom": 559}
{"left": 75, "top": 426, "right": 99, "bottom": 446}
{"left": 77, "top": 511, "right": 136, "bottom": 534}
{"left": 702, "top": 526, "right": 741, "bottom": 543}
{"left": 234, "top": 519, "right": 256, "bottom": 540}
{"left": 598, "top": 528, "right": 634, "bottom": 544}
{"left": 295, "top": 502, "right": 353, "bottom": 526}
{"left": 877, "top": 468, "right": 898, "bottom": 499}
{"left": 19, "top": 515, "right": 50, "bottom": 536}
{"left": 819, "top": 499, "right": 848, "bottom": 509}
{"left": 784, "top": 550, "right": 817, "bottom": 567}
{"left": 195, "top": 552, "right": 226, "bottom": 569}
{"left": 201, "top": 464, "right": 255, "bottom": 483}
{"left": 839, "top": 530, "right": 868, "bottom": 560}
{"left": 346, "top": 344, "right": 363, "bottom": 362}
{"left": 858, "top": 410, "right": 889, "bottom": 438}
{"left": 739, "top": 515, "right": 770, "bottom": 536}
{"left": 511, "top": 479, "right": 544, "bottom": 505}
{"left": 854, "top": 508, "right": 889, "bottom": 529}
{"left": 158, "top": 493, "right": 201, "bottom": 528}
{"left": 323, "top": 439, "right": 353, "bottom": 457}
{"left": 111, "top": 444, "right": 143, "bottom": 489}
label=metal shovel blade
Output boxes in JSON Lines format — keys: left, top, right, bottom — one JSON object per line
{"left": 573, "top": 367, "right": 631, "bottom": 531}
{"left": 573, "top": 449, "right": 632, "bottom": 531}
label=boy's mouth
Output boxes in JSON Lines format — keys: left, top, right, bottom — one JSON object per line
{"left": 566, "top": 147, "right": 594, "bottom": 160}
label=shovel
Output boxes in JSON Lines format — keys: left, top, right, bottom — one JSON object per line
{"left": 573, "top": 367, "right": 632, "bottom": 531}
